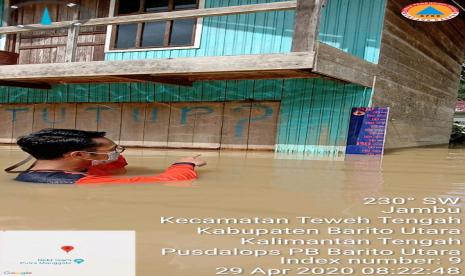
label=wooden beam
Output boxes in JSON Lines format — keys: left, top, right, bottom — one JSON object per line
{"left": 147, "top": 76, "right": 194, "bottom": 87}
{"left": 297, "top": 69, "right": 348, "bottom": 84}
{"left": 0, "top": 80, "right": 51, "bottom": 89}
{"left": 291, "top": 0, "right": 323, "bottom": 52}
{"left": 187, "top": 70, "right": 319, "bottom": 81}
{"left": 0, "top": 52, "right": 315, "bottom": 79}
{"left": 0, "top": 70, "right": 321, "bottom": 87}
{"left": 313, "top": 42, "right": 378, "bottom": 87}
{"left": 0, "top": 47, "right": 379, "bottom": 88}
{"left": 119, "top": 75, "right": 194, "bottom": 87}
{"left": 0, "top": 1, "right": 297, "bottom": 35}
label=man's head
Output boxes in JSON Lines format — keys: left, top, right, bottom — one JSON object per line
{"left": 16, "top": 128, "right": 120, "bottom": 163}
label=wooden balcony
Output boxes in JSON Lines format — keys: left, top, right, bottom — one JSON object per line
{"left": 0, "top": 0, "right": 377, "bottom": 89}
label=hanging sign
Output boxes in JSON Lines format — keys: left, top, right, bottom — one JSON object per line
{"left": 345, "top": 107, "right": 390, "bottom": 155}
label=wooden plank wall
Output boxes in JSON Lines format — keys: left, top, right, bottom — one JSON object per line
{"left": 12, "top": 0, "right": 109, "bottom": 64}
{"left": 0, "top": 101, "right": 280, "bottom": 149}
{"left": 372, "top": 0, "right": 465, "bottom": 148}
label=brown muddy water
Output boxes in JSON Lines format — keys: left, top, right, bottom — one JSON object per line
{"left": 0, "top": 145, "right": 464, "bottom": 275}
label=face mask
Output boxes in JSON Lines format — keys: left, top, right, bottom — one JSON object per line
{"left": 91, "top": 150, "right": 120, "bottom": 166}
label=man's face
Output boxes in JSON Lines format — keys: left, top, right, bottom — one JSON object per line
{"left": 68, "top": 137, "right": 118, "bottom": 162}
{"left": 87, "top": 137, "right": 119, "bottom": 161}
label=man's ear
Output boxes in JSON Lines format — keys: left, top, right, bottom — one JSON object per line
{"left": 69, "top": 151, "right": 87, "bottom": 159}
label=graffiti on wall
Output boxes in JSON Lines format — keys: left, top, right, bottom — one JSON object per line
{"left": 0, "top": 102, "right": 280, "bottom": 149}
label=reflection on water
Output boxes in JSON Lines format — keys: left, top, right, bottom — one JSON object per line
{"left": 0, "top": 146, "right": 464, "bottom": 275}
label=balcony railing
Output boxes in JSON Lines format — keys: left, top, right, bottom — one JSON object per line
{"left": 0, "top": 1, "right": 298, "bottom": 63}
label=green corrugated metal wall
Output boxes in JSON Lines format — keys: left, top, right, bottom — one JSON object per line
{"left": 106, "top": 0, "right": 386, "bottom": 63}
{"left": 0, "top": 0, "right": 3, "bottom": 24}
{"left": 277, "top": 80, "right": 372, "bottom": 155}
{"left": 0, "top": 79, "right": 372, "bottom": 154}
{"left": 0, "top": 0, "right": 7, "bottom": 50}
{"left": 319, "top": 0, "right": 387, "bottom": 63}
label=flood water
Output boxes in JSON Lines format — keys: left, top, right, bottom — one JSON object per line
{"left": 0, "top": 145, "right": 464, "bottom": 275}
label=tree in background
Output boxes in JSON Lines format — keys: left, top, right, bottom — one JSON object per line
{"left": 451, "top": 62, "right": 465, "bottom": 145}
{"left": 458, "top": 62, "right": 465, "bottom": 100}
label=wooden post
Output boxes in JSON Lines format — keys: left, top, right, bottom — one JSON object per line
{"left": 65, "top": 24, "right": 80, "bottom": 62}
{"left": 65, "top": 9, "right": 80, "bottom": 63}
{"left": 291, "top": 0, "right": 323, "bottom": 52}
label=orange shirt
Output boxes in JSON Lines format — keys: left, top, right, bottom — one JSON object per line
{"left": 77, "top": 163, "right": 197, "bottom": 184}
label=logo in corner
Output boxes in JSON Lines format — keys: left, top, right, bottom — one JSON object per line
{"left": 402, "top": 2, "right": 459, "bottom": 22}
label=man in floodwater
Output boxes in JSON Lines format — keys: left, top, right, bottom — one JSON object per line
{"left": 7, "top": 128, "right": 206, "bottom": 184}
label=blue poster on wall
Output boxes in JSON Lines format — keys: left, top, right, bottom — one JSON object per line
{"left": 345, "top": 107, "right": 390, "bottom": 155}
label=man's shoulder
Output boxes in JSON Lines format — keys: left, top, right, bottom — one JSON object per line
{"left": 15, "top": 171, "right": 86, "bottom": 184}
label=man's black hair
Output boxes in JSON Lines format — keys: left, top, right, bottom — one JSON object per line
{"left": 16, "top": 128, "right": 107, "bottom": 160}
